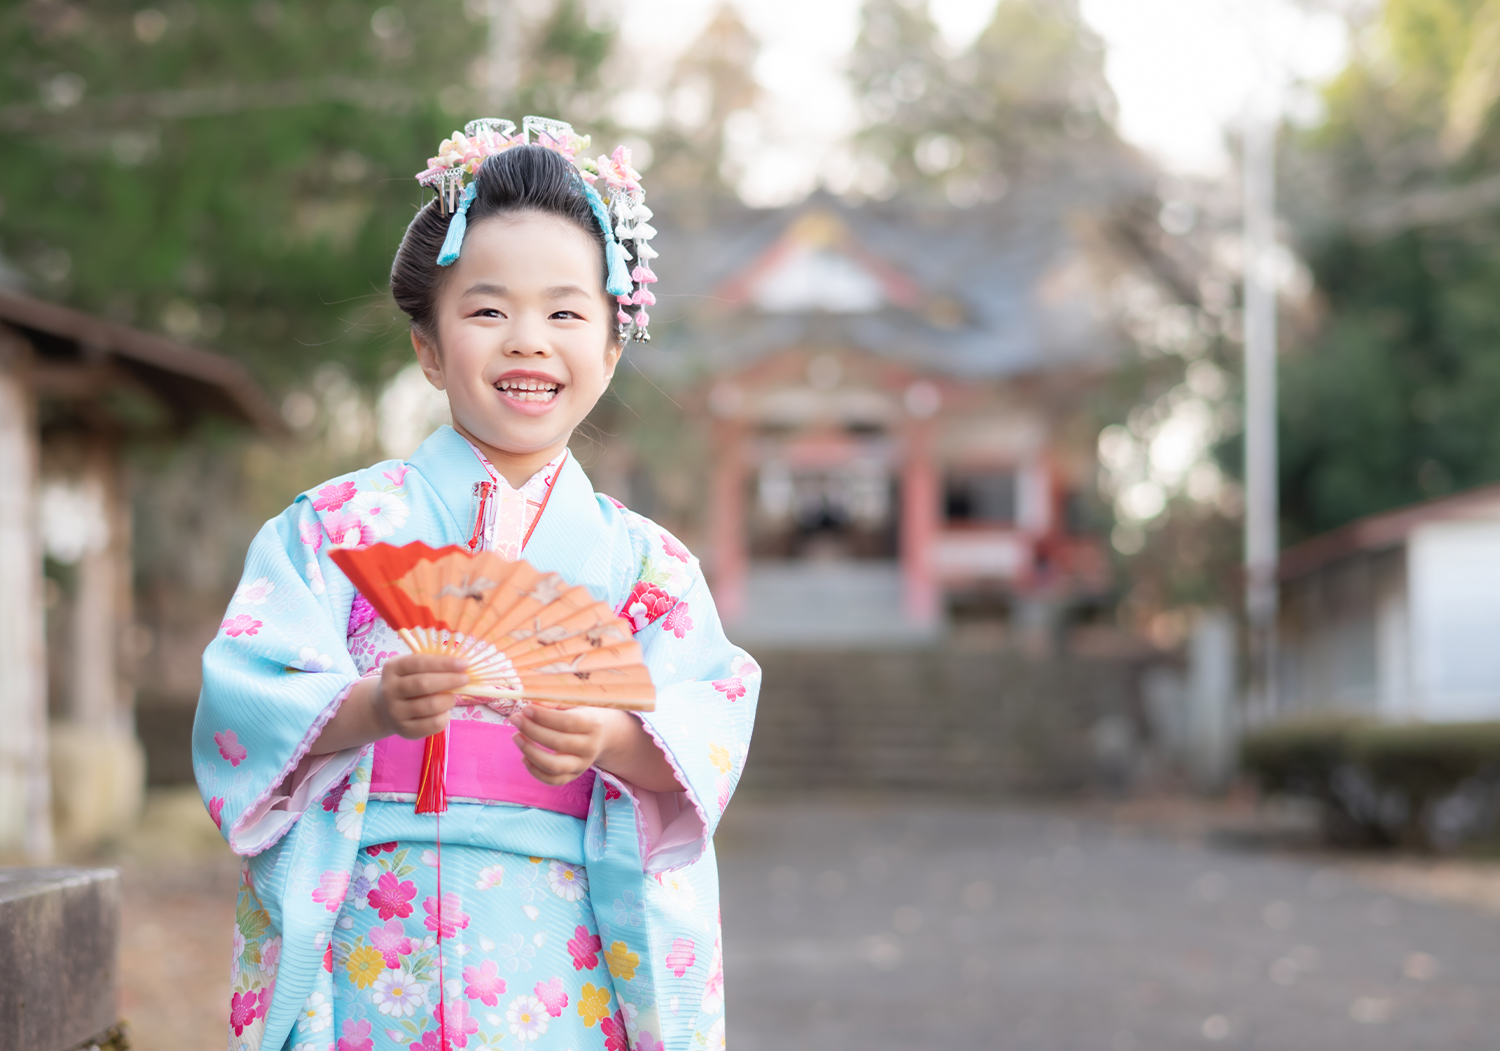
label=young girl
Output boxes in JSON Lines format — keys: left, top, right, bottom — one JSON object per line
{"left": 195, "top": 118, "right": 758, "bottom": 1051}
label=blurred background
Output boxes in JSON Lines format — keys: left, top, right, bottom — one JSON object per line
{"left": 6, "top": 0, "right": 1500, "bottom": 1046}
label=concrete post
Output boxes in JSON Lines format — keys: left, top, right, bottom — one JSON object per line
{"left": 0, "top": 335, "right": 52, "bottom": 861}
{"left": 1187, "top": 609, "right": 1237, "bottom": 792}
{"left": 900, "top": 419, "right": 940, "bottom": 626}
{"left": 709, "top": 418, "right": 748, "bottom": 623}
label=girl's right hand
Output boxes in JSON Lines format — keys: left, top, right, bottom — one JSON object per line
{"left": 374, "top": 654, "right": 470, "bottom": 739}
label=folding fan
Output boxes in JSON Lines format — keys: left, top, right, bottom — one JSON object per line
{"left": 329, "top": 541, "right": 655, "bottom": 812}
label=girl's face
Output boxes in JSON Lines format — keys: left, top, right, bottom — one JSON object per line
{"left": 413, "top": 211, "right": 621, "bottom": 481}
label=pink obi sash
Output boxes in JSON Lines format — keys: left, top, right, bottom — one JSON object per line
{"left": 369, "top": 721, "right": 596, "bottom": 819}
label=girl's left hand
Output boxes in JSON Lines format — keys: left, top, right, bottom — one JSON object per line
{"left": 509, "top": 703, "right": 682, "bottom": 793}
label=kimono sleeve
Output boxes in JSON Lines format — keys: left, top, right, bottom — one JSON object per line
{"left": 193, "top": 496, "right": 365, "bottom": 857}
{"left": 625, "top": 563, "right": 760, "bottom": 874}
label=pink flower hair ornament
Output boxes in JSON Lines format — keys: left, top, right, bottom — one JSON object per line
{"left": 415, "top": 115, "right": 659, "bottom": 343}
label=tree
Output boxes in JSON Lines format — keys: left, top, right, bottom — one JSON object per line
{"left": 0, "top": 0, "right": 619, "bottom": 393}
{"left": 1278, "top": 0, "right": 1500, "bottom": 542}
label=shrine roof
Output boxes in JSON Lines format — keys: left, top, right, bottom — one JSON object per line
{"left": 0, "top": 289, "right": 282, "bottom": 434}
{"left": 636, "top": 154, "right": 1155, "bottom": 382}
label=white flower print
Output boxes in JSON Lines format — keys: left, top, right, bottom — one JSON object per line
{"left": 506, "top": 994, "right": 549, "bottom": 1041}
{"left": 704, "top": 1017, "right": 726, "bottom": 1050}
{"left": 230, "top": 925, "right": 245, "bottom": 984}
{"left": 547, "top": 860, "right": 587, "bottom": 902}
{"left": 290, "top": 646, "right": 332, "bottom": 672}
{"left": 234, "top": 576, "right": 275, "bottom": 605}
{"left": 475, "top": 865, "right": 504, "bottom": 890}
{"left": 296, "top": 990, "right": 331, "bottom": 1032}
{"left": 305, "top": 559, "right": 326, "bottom": 595}
{"left": 346, "top": 490, "right": 408, "bottom": 539}
{"left": 614, "top": 889, "right": 643, "bottom": 926}
{"left": 336, "top": 777, "right": 368, "bottom": 837}
{"left": 261, "top": 935, "right": 282, "bottom": 977}
{"left": 655, "top": 871, "right": 698, "bottom": 913}
{"left": 372, "top": 969, "right": 427, "bottom": 1016}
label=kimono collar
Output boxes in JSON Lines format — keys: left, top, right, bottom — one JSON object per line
{"left": 405, "top": 427, "right": 623, "bottom": 602}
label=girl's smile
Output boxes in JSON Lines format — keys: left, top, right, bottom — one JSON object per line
{"left": 412, "top": 211, "right": 621, "bottom": 486}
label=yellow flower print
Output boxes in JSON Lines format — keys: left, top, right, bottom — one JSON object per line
{"left": 577, "top": 981, "right": 612, "bottom": 1027}
{"left": 604, "top": 939, "right": 640, "bottom": 981}
{"left": 346, "top": 944, "right": 384, "bottom": 989}
{"left": 708, "top": 742, "right": 732, "bottom": 774}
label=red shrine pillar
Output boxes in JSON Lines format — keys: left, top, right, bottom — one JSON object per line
{"left": 709, "top": 418, "right": 748, "bottom": 624}
{"left": 901, "top": 418, "right": 940, "bottom": 627}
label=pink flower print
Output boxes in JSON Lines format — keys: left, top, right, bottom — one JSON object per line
{"left": 665, "top": 937, "right": 696, "bottom": 977}
{"left": 434, "top": 999, "right": 479, "bottom": 1048}
{"left": 712, "top": 677, "right": 745, "bottom": 701}
{"left": 604, "top": 494, "right": 626, "bottom": 510}
{"left": 215, "top": 730, "right": 247, "bottom": 766}
{"left": 603, "top": 781, "right": 622, "bottom": 801}
{"left": 221, "top": 614, "right": 263, "bottom": 638}
{"left": 369, "top": 918, "right": 413, "bottom": 967}
{"left": 463, "top": 958, "right": 506, "bottom": 1006}
{"left": 313, "top": 480, "right": 358, "bottom": 512}
{"left": 423, "top": 891, "right": 470, "bottom": 938}
{"left": 413, "top": 1030, "right": 443, "bottom": 1051}
{"left": 567, "top": 925, "right": 602, "bottom": 971}
{"left": 312, "top": 870, "right": 350, "bottom": 911}
{"left": 229, "top": 989, "right": 258, "bottom": 1034}
{"left": 717, "top": 774, "right": 732, "bottom": 812}
{"left": 661, "top": 532, "right": 690, "bottom": 562}
{"left": 601, "top": 1010, "right": 629, "bottom": 1051}
{"left": 634, "top": 1032, "right": 664, "bottom": 1051}
{"left": 383, "top": 464, "right": 410, "bottom": 486}
{"left": 234, "top": 576, "right": 276, "bottom": 605}
{"left": 324, "top": 510, "right": 376, "bottom": 550}
{"left": 619, "top": 582, "right": 674, "bottom": 633}
{"left": 322, "top": 777, "right": 351, "bottom": 813}
{"left": 368, "top": 872, "right": 417, "bottom": 920}
{"left": 208, "top": 796, "right": 225, "bottom": 828}
{"left": 365, "top": 840, "right": 398, "bottom": 856}
{"left": 533, "top": 976, "right": 568, "bottom": 1017}
{"left": 338, "top": 1018, "right": 374, "bottom": 1051}
{"left": 662, "top": 601, "right": 693, "bottom": 639}
{"left": 300, "top": 520, "right": 324, "bottom": 553}
{"left": 323, "top": 940, "right": 334, "bottom": 972}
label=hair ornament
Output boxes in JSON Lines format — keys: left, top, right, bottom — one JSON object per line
{"left": 415, "top": 116, "right": 657, "bottom": 342}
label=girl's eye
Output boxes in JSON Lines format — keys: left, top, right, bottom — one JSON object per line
{"left": 472, "top": 307, "right": 504, "bottom": 319}
{"left": 551, "top": 310, "right": 583, "bottom": 321}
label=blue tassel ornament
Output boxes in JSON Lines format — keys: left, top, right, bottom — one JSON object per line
{"left": 580, "top": 179, "right": 633, "bottom": 296}
{"left": 437, "top": 182, "right": 478, "bottom": 267}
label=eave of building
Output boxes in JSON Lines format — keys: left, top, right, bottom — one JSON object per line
{"left": 1279, "top": 482, "right": 1500, "bottom": 581}
{"left": 0, "top": 289, "right": 284, "bottom": 435}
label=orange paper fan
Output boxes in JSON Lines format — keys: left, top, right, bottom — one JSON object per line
{"left": 329, "top": 541, "right": 655, "bottom": 811}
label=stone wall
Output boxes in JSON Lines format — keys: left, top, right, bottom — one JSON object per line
{"left": 740, "top": 647, "right": 1151, "bottom": 795}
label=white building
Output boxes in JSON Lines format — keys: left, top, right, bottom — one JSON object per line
{"left": 1279, "top": 484, "right": 1500, "bottom": 722}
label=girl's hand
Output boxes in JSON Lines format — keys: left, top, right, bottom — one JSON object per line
{"left": 510, "top": 704, "right": 683, "bottom": 793}
{"left": 375, "top": 654, "right": 469, "bottom": 739}
{"left": 310, "top": 653, "right": 468, "bottom": 755}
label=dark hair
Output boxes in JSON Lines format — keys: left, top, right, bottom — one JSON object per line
{"left": 390, "top": 144, "right": 613, "bottom": 340}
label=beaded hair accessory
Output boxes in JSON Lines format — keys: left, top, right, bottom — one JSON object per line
{"left": 415, "top": 115, "right": 659, "bottom": 343}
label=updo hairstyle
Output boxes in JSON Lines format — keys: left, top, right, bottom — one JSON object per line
{"left": 390, "top": 144, "right": 613, "bottom": 341}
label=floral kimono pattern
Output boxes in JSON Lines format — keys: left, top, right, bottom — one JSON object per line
{"left": 196, "top": 425, "right": 758, "bottom": 1051}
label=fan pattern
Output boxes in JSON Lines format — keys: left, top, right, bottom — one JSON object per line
{"left": 330, "top": 542, "right": 655, "bottom": 712}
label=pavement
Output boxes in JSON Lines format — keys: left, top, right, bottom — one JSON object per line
{"left": 715, "top": 796, "right": 1500, "bottom": 1051}
{"left": 109, "top": 790, "right": 1500, "bottom": 1050}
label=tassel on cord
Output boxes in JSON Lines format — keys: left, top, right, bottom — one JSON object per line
{"left": 437, "top": 182, "right": 479, "bottom": 267}
{"left": 415, "top": 726, "right": 449, "bottom": 813}
{"left": 579, "top": 179, "right": 633, "bottom": 296}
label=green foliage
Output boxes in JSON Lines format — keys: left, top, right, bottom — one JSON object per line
{"left": 1280, "top": 0, "right": 1500, "bottom": 541}
{"left": 0, "top": 0, "right": 617, "bottom": 393}
{"left": 1242, "top": 716, "right": 1500, "bottom": 849}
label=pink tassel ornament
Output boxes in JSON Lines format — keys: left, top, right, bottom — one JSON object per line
{"left": 632, "top": 289, "right": 656, "bottom": 307}
{"left": 631, "top": 265, "right": 658, "bottom": 284}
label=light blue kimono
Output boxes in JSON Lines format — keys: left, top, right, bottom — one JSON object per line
{"left": 195, "top": 426, "right": 758, "bottom": 1051}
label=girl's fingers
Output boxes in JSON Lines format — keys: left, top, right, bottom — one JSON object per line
{"left": 514, "top": 735, "right": 586, "bottom": 778}
{"left": 391, "top": 673, "right": 468, "bottom": 701}
{"left": 387, "top": 653, "right": 468, "bottom": 676}
{"left": 392, "top": 692, "right": 457, "bottom": 719}
{"left": 510, "top": 714, "right": 590, "bottom": 757}
{"left": 520, "top": 757, "right": 572, "bottom": 786}
{"left": 396, "top": 712, "right": 449, "bottom": 740}
{"left": 518, "top": 704, "right": 593, "bottom": 733}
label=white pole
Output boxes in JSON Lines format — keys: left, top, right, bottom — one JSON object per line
{"left": 1242, "top": 17, "right": 1279, "bottom": 722}
{"left": 0, "top": 335, "right": 52, "bottom": 861}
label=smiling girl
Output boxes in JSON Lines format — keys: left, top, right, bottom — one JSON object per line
{"left": 195, "top": 119, "right": 757, "bottom": 1051}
